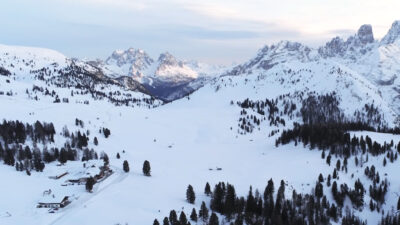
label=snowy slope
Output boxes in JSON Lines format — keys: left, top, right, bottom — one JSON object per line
{"left": 0, "top": 44, "right": 161, "bottom": 107}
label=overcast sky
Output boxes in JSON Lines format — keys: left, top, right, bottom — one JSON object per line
{"left": 1, "top": 0, "right": 399, "bottom": 64}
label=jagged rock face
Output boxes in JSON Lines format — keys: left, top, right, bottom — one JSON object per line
{"left": 105, "top": 48, "right": 154, "bottom": 78}
{"left": 154, "top": 52, "right": 194, "bottom": 79}
{"left": 157, "top": 52, "right": 180, "bottom": 67}
{"left": 104, "top": 49, "right": 199, "bottom": 81}
{"left": 318, "top": 37, "right": 346, "bottom": 57}
{"left": 102, "top": 49, "right": 213, "bottom": 101}
{"left": 227, "top": 41, "right": 314, "bottom": 76}
{"left": 319, "top": 24, "right": 375, "bottom": 59}
{"left": 357, "top": 24, "right": 374, "bottom": 44}
{"left": 381, "top": 20, "right": 400, "bottom": 45}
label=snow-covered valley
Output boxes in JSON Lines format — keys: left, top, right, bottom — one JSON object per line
{"left": 1, "top": 21, "right": 400, "bottom": 225}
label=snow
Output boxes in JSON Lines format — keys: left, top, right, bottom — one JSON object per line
{"left": 0, "top": 44, "right": 68, "bottom": 69}
{"left": 0, "top": 93, "right": 334, "bottom": 225}
{"left": 0, "top": 65, "right": 399, "bottom": 224}
{"left": 1, "top": 20, "right": 400, "bottom": 224}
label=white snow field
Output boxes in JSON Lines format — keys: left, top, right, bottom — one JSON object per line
{"left": 0, "top": 68, "right": 399, "bottom": 224}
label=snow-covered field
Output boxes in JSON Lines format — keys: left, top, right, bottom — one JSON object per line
{"left": 0, "top": 72, "right": 399, "bottom": 224}
{"left": 0, "top": 86, "right": 326, "bottom": 224}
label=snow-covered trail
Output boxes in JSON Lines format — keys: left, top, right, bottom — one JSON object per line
{"left": 47, "top": 166, "right": 128, "bottom": 225}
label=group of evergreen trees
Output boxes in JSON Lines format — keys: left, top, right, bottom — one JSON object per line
{"left": 236, "top": 95, "right": 294, "bottom": 134}
{"left": 378, "top": 197, "right": 400, "bottom": 225}
{"left": 0, "top": 66, "right": 11, "bottom": 76}
{"left": 0, "top": 120, "right": 55, "bottom": 144}
{"left": 154, "top": 203, "right": 218, "bottom": 225}
{"left": 237, "top": 92, "right": 400, "bottom": 137}
{"left": 276, "top": 122, "right": 400, "bottom": 159}
{"left": 157, "top": 177, "right": 372, "bottom": 225}
{"left": 0, "top": 119, "right": 103, "bottom": 174}
{"left": 0, "top": 138, "right": 81, "bottom": 172}
{"left": 330, "top": 180, "right": 365, "bottom": 209}
{"left": 379, "top": 213, "right": 400, "bottom": 225}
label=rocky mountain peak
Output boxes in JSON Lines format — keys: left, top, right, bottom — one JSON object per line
{"left": 381, "top": 20, "right": 400, "bottom": 45}
{"left": 157, "top": 52, "right": 180, "bottom": 67}
{"left": 106, "top": 48, "right": 154, "bottom": 68}
{"left": 318, "top": 36, "right": 346, "bottom": 57}
{"left": 357, "top": 24, "right": 374, "bottom": 44}
{"left": 319, "top": 24, "right": 375, "bottom": 58}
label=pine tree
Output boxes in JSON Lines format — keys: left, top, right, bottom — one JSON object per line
{"left": 397, "top": 197, "right": 400, "bottom": 210}
{"left": 245, "top": 186, "right": 255, "bottom": 223}
{"left": 326, "top": 154, "right": 331, "bottom": 166}
{"left": 153, "top": 219, "right": 160, "bottom": 225}
{"left": 263, "top": 178, "right": 274, "bottom": 220}
{"left": 103, "top": 153, "right": 109, "bottom": 166}
{"left": 143, "top": 160, "right": 151, "bottom": 176}
{"left": 315, "top": 182, "right": 324, "bottom": 198}
{"left": 190, "top": 208, "right": 197, "bottom": 222}
{"left": 211, "top": 183, "right": 225, "bottom": 213}
{"left": 336, "top": 159, "right": 341, "bottom": 171}
{"left": 103, "top": 128, "right": 111, "bottom": 138}
{"left": 209, "top": 212, "right": 219, "bottom": 225}
{"left": 369, "top": 199, "right": 374, "bottom": 211}
{"left": 179, "top": 211, "right": 188, "bottom": 225}
{"left": 93, "top": 137, "right": 98, "bottom": 146}
{"left": 186, "top": 185, "right": 196, "bottom": 204}
{"left": 383, "top": 158, "right": 387, "bottom": 166}
{"left": 86, "top": 177, "right": 95, "bottom": 192}
{"left": 169, "top": 210, "right": 178, "bottom": 225}
{"left": 224, "top": 184, "right": 236, "bottom": 220}
{"left": 333, "top": 169, "right": 337, "bottom": 179}
{"left": 398, "top": 141, "right": 400, "bottom": 153}
{"left": 327, "top": 174, "right": 331, "bottom": 187}
{"left": 123, "top": 160, "right": 129, "bottom": 173}
{"left": 234, "top": 213, "right": 244, "bottom": 225}
{"left": 116, "top": 152, "right": 120, "bottom": 159}
{"left": 318, "top": 173, "right": 324, "bottom": 183}
{"left": 163, "top": 217, "right": 170, "bottom": 225}
{"left": 199, "top": 201, "right": 209, "bottom": 222}
{"left": 205, "top": 182, "right": 211, "bottom": 196}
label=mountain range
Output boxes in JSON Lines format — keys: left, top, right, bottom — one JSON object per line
{"left": 87, "top": 21, "right": 400, "bottom": 118}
